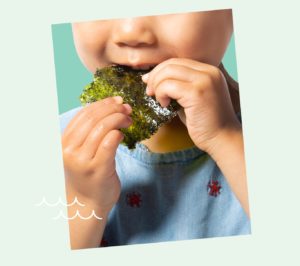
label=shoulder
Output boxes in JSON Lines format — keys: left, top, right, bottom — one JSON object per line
{"left": 59, "top": 106, "right": 83, "bottom": 134}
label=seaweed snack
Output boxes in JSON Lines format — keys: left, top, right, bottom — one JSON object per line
{"left": 80, "top": 65, "right": 180, "bottom": 149}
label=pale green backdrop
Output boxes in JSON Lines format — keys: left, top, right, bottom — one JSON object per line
{"left": 52, "top": 23, "right": 238, "bottom": 114}
{"left": 1, "top": 0, "right": 300, "bottom": 265}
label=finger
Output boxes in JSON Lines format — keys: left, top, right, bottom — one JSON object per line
{"left": 81, "top": 113, "right": 132, "bottom": 158}
{"left": 62, "top": 101, "right": 131, "bottom": 149}
{"left": 146, "top": 64, "right": 200, "bottom": 95}
{"left": 143, "top": 58, "right": 216, "bottom": 85}
{"left": 153, "top": 79, "right": 192, "bottom": 108}
{"left": 63, "top": 96, "right": 124, "bottom": 138}
{"left": 177, "top": 109, "right": 187, "bottom": 126}
{"left": 93, "top": 129, "right": 124, "bottom": 166}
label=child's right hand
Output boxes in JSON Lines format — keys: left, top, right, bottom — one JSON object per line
{"left": 61, "top": 96, "right": 132, "bottom": 215}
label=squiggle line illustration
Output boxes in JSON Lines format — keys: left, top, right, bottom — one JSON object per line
{"left": 35, "top": 196, "right": 85, "bottom": 207}
{"left": 52, "top": 210, "right": 103, "bottom": 220}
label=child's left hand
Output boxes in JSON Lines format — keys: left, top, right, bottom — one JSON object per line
{"left": 142, "top": 58, "right": 241, "bottom": 154}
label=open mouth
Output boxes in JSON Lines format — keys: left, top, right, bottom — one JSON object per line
{"left": 130, "top": 65, "right": 156, "bottom": 71}
{"left": 112, "top": 64, "right": 157, "bottom": 73}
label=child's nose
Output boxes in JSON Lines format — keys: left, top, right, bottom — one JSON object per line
{"left": 112, "top": 18, "right": 156, "bottom": 47}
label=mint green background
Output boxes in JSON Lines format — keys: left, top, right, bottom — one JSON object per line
{"left": 52, "top": 23, "right": 238, "bottom": 114}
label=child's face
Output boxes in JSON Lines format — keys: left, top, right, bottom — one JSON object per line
{"left": 72, "top": 10, "right": 233, "bottom": 73}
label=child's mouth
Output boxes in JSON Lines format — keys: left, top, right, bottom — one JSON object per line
{"left": 130, "top": 65, "right": 156, "bottom": 71}
{"left": 112, "top": 64, "right": 156, "bottom": 72}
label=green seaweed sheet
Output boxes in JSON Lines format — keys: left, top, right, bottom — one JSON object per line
{"left": 80, "top": 65, "right": 180, "bottom": 149}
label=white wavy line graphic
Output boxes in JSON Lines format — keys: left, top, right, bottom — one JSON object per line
{"left": 35, "top": 197, "right": 85, "bottom": 207}
{"left": 52, "top": 210, "right": 103, "bottom": 220}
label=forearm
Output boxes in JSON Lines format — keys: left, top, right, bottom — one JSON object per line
{"left": 208, "top": 126, "right": 250, "bottom": 218}
{"left": 67, "top": 203, "right": 108, "bottom": 249}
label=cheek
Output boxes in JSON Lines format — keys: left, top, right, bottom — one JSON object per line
{"left": 72, "top": 24, "right": 108, "bottom": 72}
{"left": 177, "top": 30, "right": 231, "bottom": 66}
{"left": 202, "top": 27, "right": 232, "bottom": 66}
{"left": 165, "top": 15, "right": 232, "bottom": 66}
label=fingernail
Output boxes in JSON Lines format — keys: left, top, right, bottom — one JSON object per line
{"left": 113, "top": 96, "right": 123, "bottom": 104}
{"left": 146, "top": 86, "right": 152, "bottom": 95}
{"left": 160, "top": 98, "right": 170, "bottom": 108}
{"left": 142, "top": 73, "right": 149, "bottom": 82}
{"left": 123, "top": 103, "right": 132, "bottom": 114}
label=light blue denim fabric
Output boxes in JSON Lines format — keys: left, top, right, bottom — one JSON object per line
{"left": 59, "top": 107, "right": 251, "bottom": 246}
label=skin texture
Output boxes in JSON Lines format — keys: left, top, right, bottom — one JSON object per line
{"left": 63, "top": 10, "right": 249, "bottom": 249}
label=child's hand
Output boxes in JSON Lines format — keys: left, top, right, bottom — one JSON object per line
{"left": 142, "top": 58, "right": 241, "bottom": 155}
{"left": 61, "top": 96, "right": 132, "bottom": 214}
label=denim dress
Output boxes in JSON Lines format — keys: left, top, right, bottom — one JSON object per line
{"left": 59, "top": 107, "right": 251, "bottom": 247}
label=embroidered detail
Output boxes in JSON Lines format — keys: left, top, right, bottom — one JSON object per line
{"left": 207, "top": 180, "right": 222, "bottom": 197}
{"left": 100, "top": 238, "right": 108, "bottom": 247}
{"left": 207, "top": 165, "right": 222, "bottom": 197}
{"left": 126, "top": 191, "right": 142, "bottom": 207}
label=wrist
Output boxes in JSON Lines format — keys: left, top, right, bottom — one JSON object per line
{"left": 65, "top": 187, "right": 113, "bottom": 219}
{"left": 206, "top": 123, "right": 243, "bottom": 163}
{"left": 67, "top": 202, "right": 110, "bottom": 221}
{"left": 66, "top": 198, "right": 109, "bottom": 250}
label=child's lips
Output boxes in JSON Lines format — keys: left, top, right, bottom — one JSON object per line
{"left": 112, "top": 63, "right": 157, "bottom": 72}
{"left": 131, "top": 64, "right": 156, "bottom": 71}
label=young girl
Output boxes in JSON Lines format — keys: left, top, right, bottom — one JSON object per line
{"left": 59, "top": 9, "right": 251, "bottom": 249}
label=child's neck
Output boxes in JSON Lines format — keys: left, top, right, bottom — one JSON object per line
{"left": 141, "top": 116, "right": 195, "bottom": 153}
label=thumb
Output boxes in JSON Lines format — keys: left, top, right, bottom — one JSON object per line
{"left": 178, "top": 108, "right": 186, "bottom": 126}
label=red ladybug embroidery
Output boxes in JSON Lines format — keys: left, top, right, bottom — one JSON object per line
{"left": 207, "top": 180, "right": 222, "bottom": 197}
{"left": 126, "top": 192, "right": 142, "bottom": 207}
